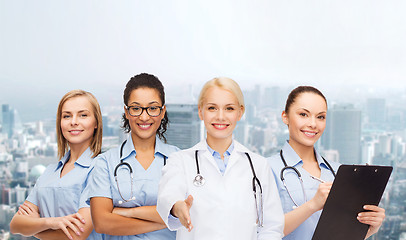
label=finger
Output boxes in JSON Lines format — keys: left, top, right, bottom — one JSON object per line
{"left": 60, "top": 226, "right": 73, "bottom": 240}
{"left": 18, "top": 206, "right": 29, "bottom": 215}
{"left": 185, "top": 195, "right": 194, "bottom": 208}
{"left": 64, "top": 219, "right": 82, "bottom": 236}
{"left": 363, "top": 205, "right": 384, "bottom": 212}
{"left": 73, "top": 212, "right": 86, "bottom": 224}
{"left": 67, "top": 215, "right": 85, "bottom": 233}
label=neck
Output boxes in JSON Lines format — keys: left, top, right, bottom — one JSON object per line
{"left": 131, "top": 132, "right": 156, "bottom": 152}
{"left": 68, "top": 142, "right": 90, "bottom": 162}
{"left": 206, "top": 134, "right": 232, "bottom": 157}
{"left": 288, "top": 140, "right": 316, "bottom": 163}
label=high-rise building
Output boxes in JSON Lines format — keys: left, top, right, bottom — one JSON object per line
{"left": 366, "top": 98, "right": 386, "bottom": 128}
{"left": 166, "top": 104, "right": 201, "bottom": 149}
{"left": 2, "top": 104, "right": 15, "bottom": 138}
{"left": 321, "top": 104, "right": 362, "bottom": 164}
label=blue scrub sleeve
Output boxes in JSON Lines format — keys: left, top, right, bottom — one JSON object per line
{"left": 86, "top": 155, "right": 113, "bottom": 204}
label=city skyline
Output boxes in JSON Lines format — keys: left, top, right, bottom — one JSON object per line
{"left": 1, "top": 0, "right": 406, "bottom": 123}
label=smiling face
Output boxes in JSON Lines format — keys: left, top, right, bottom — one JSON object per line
{"left": 60, "top": 96, "right": 97, "bottom": 149}
{"left": 198, "top": 86, "right": 243, "bottom": 145}
{"left": 282, "top": 92, "right": 327, "bottom": 150}
{"left": 124, "top": 87, "right": 165, "bottom": 142}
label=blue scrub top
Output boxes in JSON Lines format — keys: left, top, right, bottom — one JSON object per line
{"left": 268, "top": 141, "right": 340, "bottom": 240}
{"left": 88, "top": 135, "right": 179, "bottom": 240}
{"left": 26, "top": 147, "right": 102, "bottom": 240}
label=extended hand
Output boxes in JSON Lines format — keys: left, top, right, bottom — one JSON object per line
{"left": 171, "top": 195, "right": 194, "bottom": 232}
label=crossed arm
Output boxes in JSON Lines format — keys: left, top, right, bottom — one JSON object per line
{"left": 10, "top": 201, "right": 93, "bottom": 240}
{"left": 90, "top": 197, "right": 166, "bottom": 235}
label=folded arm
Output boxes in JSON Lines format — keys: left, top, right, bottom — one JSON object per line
{"left": 91, "top": 197, "right": 166, "bottom": 235}
{"left": 10, "top": 201, "right": 91, "bottom": 240}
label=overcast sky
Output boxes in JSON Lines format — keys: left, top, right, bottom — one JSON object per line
{"left": 1, "top": 0, "right": 406, "bottom": 121}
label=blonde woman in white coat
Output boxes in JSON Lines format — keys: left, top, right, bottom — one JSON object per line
{"left": 157, "top": 77, "right": 284, "bottom": 240}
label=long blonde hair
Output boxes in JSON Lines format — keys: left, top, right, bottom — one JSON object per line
{"left": 56, "top": 90, "right": 103, "bottom": 159}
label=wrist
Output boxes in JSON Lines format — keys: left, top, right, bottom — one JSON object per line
{"left": 306, "top": 199, "right": 321, "bottom": 212}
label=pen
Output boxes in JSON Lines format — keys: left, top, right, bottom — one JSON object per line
{"left": 310, "top": 175, "right": 326, "bottom": 183}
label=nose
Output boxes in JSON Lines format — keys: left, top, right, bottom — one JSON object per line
{"left": 216, "top": 109, "right": 225, "bottom": 120}
{"left": 71, "top": 115, "right": 78, "bottom": 125}
{"left": 139, "top": 109, "right": 150, "bottom": 121}
{"left": 308, "top": 116, "right": 316, "bottom": 128}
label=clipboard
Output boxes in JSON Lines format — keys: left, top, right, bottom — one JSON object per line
{"left": 312, "top": 165, "right": 392, "bottom": 240}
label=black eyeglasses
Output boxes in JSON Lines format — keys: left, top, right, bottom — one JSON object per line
{"left": 126, "top": 105, "right": 163, "bottom": 117}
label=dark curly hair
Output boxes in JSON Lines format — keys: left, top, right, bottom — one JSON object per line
{"left": 122, "top": 73, "right": 168, "bottom": 142}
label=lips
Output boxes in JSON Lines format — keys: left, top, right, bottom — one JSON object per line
{"left": 69, "top": 130, "right": 83, "bottom": 135}
{"left": 137, "top": 123, "right": 153, "bottom": 130}
{"left": 212, "top": 123, "right": 229, "bottom": 130}
{"left": 302, "top": 130, "right": 317, "bottom": 137}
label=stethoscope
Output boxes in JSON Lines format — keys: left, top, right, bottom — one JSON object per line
{"left": 114, "top": 140, "right": 166, "bottom": 205}
{"left": 280, "top": 149, "right": 336, "bottom": 208}
{"left": 193, "top": 150, "right": 264, "bottom": 227}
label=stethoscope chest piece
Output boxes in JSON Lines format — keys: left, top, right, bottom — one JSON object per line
{"left": 118, "top": 196, "right": 136, "bottom": 205}
{"left": 193, "top": 174, "right": 205, "bottom": 187}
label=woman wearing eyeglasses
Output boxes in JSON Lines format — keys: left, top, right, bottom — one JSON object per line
{"left": 88, "top": 73, "right": 179, "bottom": 240}
{"left": 10, "top": 90, "right": 103, "bottom": 240}
{"left": 268, "top": 86, "right": 385, "bottom": 240}
{"left": 157, "top": 77, "right": 284, "bottom": 240}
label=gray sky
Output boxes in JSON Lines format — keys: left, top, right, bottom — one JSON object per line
{"left": 1, "top": 0, "right": 406, "bottom": 121}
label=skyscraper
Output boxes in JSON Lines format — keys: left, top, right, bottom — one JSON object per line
{"left": 2, "top": 104, "right": 15, "bottom": 138}
{"left": 366, "top": 98, "right": 386, "bottom": 128}
{"left": 321, "top": 104, "right": 362, "bottom": 164}
{"left": 165, "top": 104, "right": 201, "bottom": 149}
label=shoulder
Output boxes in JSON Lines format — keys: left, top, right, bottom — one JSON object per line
{"left": 234, "top": 141, "right": 268, "bottom": 166}
{"left": 267, "top": 152, "right": 284, "bottom": 171}
{"left": 162, "top": 142, "right": 181, "bottom": 155}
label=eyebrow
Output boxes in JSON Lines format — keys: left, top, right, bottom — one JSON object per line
{"left": 62, "top": 109, "right": 91, "bottom": 114}
{"left": 206, "top": 103, "right": 238, "bottom": 106}
{"left": 129, "top": 101, "right": 160, "bottom": 105}
{"left": 299, "top": 108, "right": 326, "bottom": 115}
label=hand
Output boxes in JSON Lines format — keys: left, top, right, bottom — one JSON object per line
{"left": 17, "top": 202, "right": 40, "bottom": 218}
{"left": 308, "top": 182, "right": 332, "bottom": 211}
{"left": 46, "top": 213, "right": 86, "bottom": 240}
{"left": 358, "top": 205, "right": 385, "bottom": 238}
{"left": 171, "top": 195, "right": 194, "bottom": 232}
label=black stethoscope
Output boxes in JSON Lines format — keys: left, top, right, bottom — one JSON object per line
{"left": 193, "top": 150, "right": 264, "bottom": 227}
{"left": 114, "top": 140, "right": 167, "bottom": 205}
{"left": 279, "top": 149, "right": 336, "bottom": 208}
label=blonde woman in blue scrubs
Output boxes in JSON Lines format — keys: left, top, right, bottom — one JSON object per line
{"left": 10, "top": 90, "right": 103, "bottom": 240}
{"left": 88, "top": 73, "right": 179, "bottom": 240}
{"left": 268, "top": 86, "right": 385, "bottom": 240}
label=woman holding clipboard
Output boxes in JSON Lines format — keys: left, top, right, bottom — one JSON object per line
{"left": 268, "top": 86, "right": 385, "bottom": 240}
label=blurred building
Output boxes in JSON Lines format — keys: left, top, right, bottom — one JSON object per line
{"left": 166, "top": 104, "right": 201, "bottom": 149}
{"left": 321, "top": 104, "right": 362, "bottom": 164}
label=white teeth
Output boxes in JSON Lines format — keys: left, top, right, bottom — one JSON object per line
{"left": 139, "top": 124, "right": 151, "bottom": 129}
{"left": 303, "top": 132, "right": 316, "bottom": 136}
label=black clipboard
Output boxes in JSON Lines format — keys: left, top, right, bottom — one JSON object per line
{"left": 312, "top": 165, "right": 392, "bottom": 240}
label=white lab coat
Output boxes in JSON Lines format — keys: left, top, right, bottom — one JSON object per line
{"left": 157, "top": 140, "right": 284, "bottom": 240}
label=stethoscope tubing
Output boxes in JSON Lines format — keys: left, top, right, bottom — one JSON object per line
{"left": 193, "top": 149, "right": 264, "bottom": 227}
{"left": 114, "top": 139, "right": 166, "bottom": 204}
{"left": 279, "top": 149, "right": 336, "bottom": 207}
